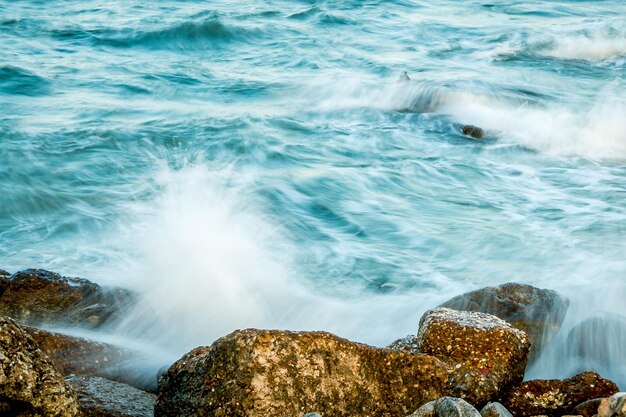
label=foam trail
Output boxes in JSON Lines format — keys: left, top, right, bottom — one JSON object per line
{"left": 106, "top": 162, "right": 460, "bottom": 362}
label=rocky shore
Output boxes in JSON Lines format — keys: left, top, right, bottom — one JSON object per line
{"left": 0, "top": 268, "right": 623, "bottom": 417}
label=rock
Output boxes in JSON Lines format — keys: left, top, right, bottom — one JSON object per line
{"left": 567, "top": 314, "right": 626, "bottom": 379}
{"left": 302, "top": 414, "right": 322, "bottom": 417}
{"left": 65, "top": 374, "right": 156, "bottom": 417}
{"left": 408, "top": 397, "right": 481, "bottom": 417}
{"left": 461, "top": 125, "right": 485, "bottom": 139}
{"left": 417, "top": 307, "right": 530, "bottom": 406}
{"left": 481, "top": 402, "right": 513, "bottom": 417}
{"left": 387, "top": 334, "right": 420, "bottom": 354}
{"left": 0, "top": 269, "right": 135, "bottom": 328}
{"left": 598, "top": 393, "right": 626, "bottom": 417}
{"left": 502, "top": 371, "right": 619, "bottom": 417}
{"left": 440, "top": 283, "right": 568, "bottom": 361}
{"left": 21, "top": 325, "right": 155, "bottom": 391}
{"left": 155, "top": 329, "right": 449, "bottom": 417}
{"left": 573, "top": 398, "right": 604, "bottom": 417}
{"left": 0, "top": 316, "right": 80, "bottom": 416}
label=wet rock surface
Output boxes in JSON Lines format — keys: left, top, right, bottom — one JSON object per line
{"left": 0, "top": 316, "right": 79, "bottom": 417}
{"left": 440, "top": 283, "right": 569, "bottom": 361}
{"left": 66, "top": 374, "right": 156, "bottom": 417}
{"left": 502, "top": 371, "right": 619, "bottom": 417}
{"left": 0, "top": 269, "right": 135, "bottom": 329}
{"left": 573, "top": 398, "right": 604, "bottom": 417}
{"left": 461, "top": 125, "right": 485, "bottom": 140}
{"left": 156, "top": 328, "right": 449, "bottom": 417}
{"left": 598, "top": 393, "right": 626, "bottom": 417}
{"left": 408, "top": 397, "right": 481, "bottom": 417}
{"left": 417, "top": 307, "right": 530, "bottom": 406}
{"left": 481, "top": 402, "right": 513, "bottom": 417}
{"left": 21, "top": 326, "right": 155, "bottom": 391}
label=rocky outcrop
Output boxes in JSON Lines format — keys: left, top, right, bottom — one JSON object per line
{"left": 502, "top": 371, "right": 619, "bottom": 417}
{"left": 155, "top": 329, "right": 449, "bottom": 417}
{"left": 0, "top": 316, "right": 80, "bottom": 417}
{"left": 66, "top": 374, "right": 156, "bottom": 417}
{"left": 0, "top": 269, "right": 135, "bottom": 329}
{"left": 598, "top": 393, "right": 626, "bottom": 417}
{"left": 417, "top": 307, "right": 530, "bottom": 406}
{"left": 440, "top": 283, "right": 569, "bottom": 361}
{"left": 481, "top": 402, "right": 513, "bottom": 417}
{"left": 408, "top": 397, "right": 482, "bottom": 417}
{"left": 20, "top": 326, "right": 156, "bottom": 391}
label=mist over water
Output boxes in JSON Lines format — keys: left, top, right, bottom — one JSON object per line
{"left": 1, "top": 0, "right": 625, "bottom": 387}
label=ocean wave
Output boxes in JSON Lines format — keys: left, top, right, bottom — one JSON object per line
{"left": 50, "top": 13, "right": 262, "bottom": 49}
{"left": 488, "top": 25, "right": 626, "bottom": 62}
{"left": 0, "top": 65, "right": 50, "bottom": 97}
{"left": 306, "top": 77, "right": 626, "bottom": 159}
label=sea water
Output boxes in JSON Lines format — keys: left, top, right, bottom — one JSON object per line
{"left": 1, "top": 0, "right": 625, "bottom": 387}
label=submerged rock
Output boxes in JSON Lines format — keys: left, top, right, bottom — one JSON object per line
{"left": 0, "top": 269, "right": 135, "bottom": 329}
{"left": 461, "top": 125, "right": 485, "bottom": 139}
{"left": 417, "top": 307, "right": 530, "bottom": 406}
{"left": 0, "top": 316, "right": 80, "bottom": 417}
{"left": 408, "top": 397, "right": 481, "bottom": 417}
{"left": 156, "top": 329, "right": 449, "bottom": 417}
{"left": 440, "top": 283, "right": 569, "bottom": 361}
{"left": 598, "top": 393, "right": 626, "bottom": 417}
{"left": 66, "top": 374, "right": 156, "bottom": 417}
{"left": 567, "top": 313, "right": 626, "bottom": 370}
{"left": 502, "top": 371, "right": 619, "bottom": 417}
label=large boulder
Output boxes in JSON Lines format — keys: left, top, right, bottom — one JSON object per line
{"left": 440, "top": 283, "right": 568, "bottom": 361}
{"left": 65, "top": 374, "right": 156, "bottom": 417}
{"left": 0, "top": 316, "right": 80, "bottom": 416}
{"left": 408, "top": 397, "right": 481, "bottom": 417}
{"left": 417, "top": 307, "right": 530, "bottom": 406}
{"left": 0, "top": 269, "right": 135, "bottom": 328}
{"left": 501, "top": 371, "right": 619, "bottom": 417}
{"left": 155, "top": 329, "right": 450, "bottom": 417}
{"left": 21, "top": 326, "right": 156, "bottom": 391}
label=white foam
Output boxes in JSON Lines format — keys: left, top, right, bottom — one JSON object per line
{"left": 540, "top": 30, "right": 626, "bottom": 62}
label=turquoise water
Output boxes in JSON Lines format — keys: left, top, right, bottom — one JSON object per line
{"left": 1, "top": 0, "right": 625, "bottom": 385}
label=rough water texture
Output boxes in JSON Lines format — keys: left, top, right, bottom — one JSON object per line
{"left": 156, "top": 329, "right": 449, "bottom": 417}
{"left": 0, "top": 0, "right": 625, "bottom": 387}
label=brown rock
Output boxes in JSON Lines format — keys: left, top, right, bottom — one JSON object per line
{"left": 0, "top": 269, "right": 135, "bottom": 329}
{"left": 66, "top": 374, "right": 156, "bottom": 417}
{"left": 598, "top": 393, "right": 626, "bottom": 417}
{"left": 0, "top": 316, "right": 80, "bottom": 417}
{"left": 573, "top": 398, "right": 604, "bottom": 417}
{"left": 502, "top": 371, "right": 619, "bottom": 417}
{"left": 22, "top": 326, "right": 159, "bottom": 392}
{"left": 155, "top": 328, "right": 450, "bottom": 417}
{"left": 481, "top": 402, "right": 513, "bottom": 417}
{"left": 417, "top": 307, "right": 530, "bottom": 406}
{"left": 461, "top": 125, "right": 485, "bottom": 139}
{"left": 440, "top": 283, "right": 569, "bottom": 361}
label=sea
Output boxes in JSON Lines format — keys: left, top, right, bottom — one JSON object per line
{"left": 1, "top": 0, "right": 625, "bottom": 388}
